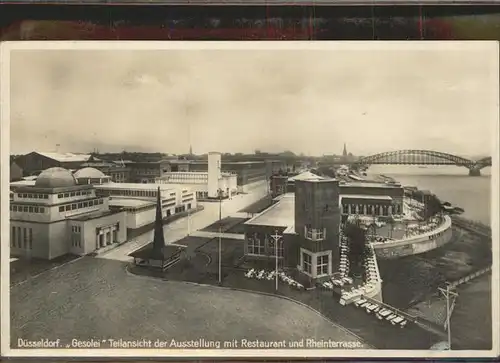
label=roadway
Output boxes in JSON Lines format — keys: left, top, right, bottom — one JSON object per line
{"left": 97, "top": 184, "right": 268, "bottom": 262}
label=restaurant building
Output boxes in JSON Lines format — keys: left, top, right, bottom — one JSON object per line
{"left": 270, "top": 172, "right": 404, "bottom": 220}
{"left": 243, "top": 179, "right": 342, "bottom": 282}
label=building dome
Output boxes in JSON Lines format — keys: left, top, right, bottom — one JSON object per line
{"left": 74, "top": 167, "right": 106, "bottom": 179}
{"left": 35, "top": 167, "right": 77, "bottom": 189}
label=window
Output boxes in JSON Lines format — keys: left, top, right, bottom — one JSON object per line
{"left": 76, "top": 192, "right": 81, "bottom": 196}
{"left": 34, "top": 207, "right": 39, "bottom": 213}
{"left": 11, "top": 226, "right": 16, "bottom": 248}
{"left": 78, "top": 203, "right": 83, "bottom": 208}
{"left": 70, "top": 192, "right": 76, "bottom": 197}
{"left": 28, "top": 229, "right": 33, "bottom": 249}
{"left": 59, "top": 206, "right": 65, "bottom": 212}
{"left": 305, "top": 227, "right": 325, "bottom": 241}
{"left": 268, "top": 237, "right": 284, "bottom": 257}
{"left": 247, "top": 234, "right": 265, "bottom": 255}
{"left": 317, "top": 254, "right": 329, "bottom": 276}
{"left": 28, "top": 206, "right": 33, "bottom": 213}
{"left": 302, "top": 252, "right": 312, "bottom": 274}
{"left": 71, "top": 204, "right": 77, "bottom": 210}
{"left": 23, "top": 206, "right": 28, "bottom": 212}
{"left": 99, "top": 199, "right": 103, "bottom": 205}
{"left": 58, "top": 194, "right": 63, "bottom": 198}
{"left": 13, "top": 206, "right": 18, "bottom": 212}
{"left": 40, "top": 207, "right": 45, "bottom": 213}
{"left": 17, "top": 227, "right": 21, "bottom": 247}
{"left": 83, "top": 202, "right": 88, "bottom": 208}
{"left": 65, "top": 205, "right": 70, "bottom": 211}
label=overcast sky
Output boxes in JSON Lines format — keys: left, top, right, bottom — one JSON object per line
{"left": 8, "top": 44, "right": 498, "bottom": 157}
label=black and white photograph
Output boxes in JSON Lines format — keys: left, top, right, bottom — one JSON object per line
{"left": 1, "top": 41, "right": 498, "bottom": 358}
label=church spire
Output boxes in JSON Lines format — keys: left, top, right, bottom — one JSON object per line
{"left": 152, "top": 186, "right": 165, "bottom": 256}
{"left": 342, "top": 143, "right": 347, "bottom": 157}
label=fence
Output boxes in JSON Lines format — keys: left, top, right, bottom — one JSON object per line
{"left": 446, "top": 266, "right": 492, "bottom": 290}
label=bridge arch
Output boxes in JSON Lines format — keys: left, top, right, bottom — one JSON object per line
{"left": 355, "top": 150, "right": 475, "bottom": 167}
{"left": 475, "top": 156, "right": 492, "bottom": 169}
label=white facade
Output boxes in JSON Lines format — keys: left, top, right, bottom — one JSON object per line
{"left": 10, "top": 183, "right": 127, "bottom": 260}
{"left": 155, "top": 170, "right": 237, "bottom": 200}
{"left": 208, "top": 152, "right": 222, "bottom": 198}
{"left": 95, "top": 182, "right": 197, "bottom": 230}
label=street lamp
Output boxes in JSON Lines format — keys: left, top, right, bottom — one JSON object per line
{"left": 270, "top": 229, "right": 281, "bottom": 291}
{"left": 218, "top": 188, "right": 223, "bottom": 285}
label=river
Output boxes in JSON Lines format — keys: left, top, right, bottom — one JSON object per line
{"left": 368, "top": 165, "right": 492, "bottom": 225}
{"left": 368, "top": 165, "right": 493, "bottom": 349}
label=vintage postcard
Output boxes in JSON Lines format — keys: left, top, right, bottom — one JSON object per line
{"left": 1, "top": 41, "right": 498, "bottom": 358}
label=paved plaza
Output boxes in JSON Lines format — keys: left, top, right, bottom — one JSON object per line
{"left": 10, "top": 257, "right": 367, "bottom": 349}
{"left": 97, "top": 186, "right": 268, "bottom": 262}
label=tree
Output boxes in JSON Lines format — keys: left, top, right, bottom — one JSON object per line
{"left": 343, "top": 217, "right": 367, "bottom": 277}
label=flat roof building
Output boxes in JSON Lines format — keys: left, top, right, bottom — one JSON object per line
{"left": 243, "top": 179, "right": 341, "bottom": 283}
{"left": 94, "top": 182, "right": 197, "bottom": 230}
{"left": 9, "top": 167, "right": 126, "bottom": 260}
{"left": 155, "top": 152, "right": 238, "bottom": 200}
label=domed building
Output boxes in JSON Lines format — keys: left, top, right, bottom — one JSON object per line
{"left": 35, "top": 167, "right": 78, "bottom": 188}
{"left": 74, "top": 167, "right": 111, "bottom": 185}
{"left": 9, "top": 167, "right": 127, "bottom": 260}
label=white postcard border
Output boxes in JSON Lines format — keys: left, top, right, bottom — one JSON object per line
{"left": 1, "top": 40, "right": 499, "bottom": 359}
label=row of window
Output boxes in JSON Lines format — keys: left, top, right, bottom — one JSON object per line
{"left": 174, "top": 205, "right": 187, "bottom": 214}
{"left": 59, "top": 198, "right": 104, "bottom": 212}
{"left": 110, "top": 173, "right": 127, "bottom": 181}
{"left": 11, "top": 205, "right": 46, "bottom": 213}
{"left": 160, "top": 173, "right": 208, "bottom": 182}
{"left": 100, "top": 189, "right": 160, "bottom": 198}
{"left": 135, "top": 169, "right": 162, "bottom": 175}
{"left": 247, "top": 234, "right": 284, "bottom": 257}
{"left": 72, "top": 226, "right": 82, "bottom": 233}
{"left": 11, "top": 226, "right": 33, "bottom": 250}
{"left": 197, "top": 191, "right": 209, "bottom": 198}
{"left": 57, "top": 190, "right": 93, "bottom": 199}
{"left": 302, "top": 252, "right": 329, "bottom": 276}
{"left": 342, "top": 203, "right": 402, "bottom": 216}
{"left": 17, "top": 193, "right": 49, "bottom": 199}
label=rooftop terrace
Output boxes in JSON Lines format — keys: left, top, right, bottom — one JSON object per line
{"left": 244, "top": 195, "right": 294, "bottom": 228}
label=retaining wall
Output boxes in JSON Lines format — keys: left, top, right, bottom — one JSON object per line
{"left": 373, "top": 215, "right": 453, "bottom": 259}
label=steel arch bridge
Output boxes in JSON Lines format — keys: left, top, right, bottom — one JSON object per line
{"left": 353, "top": 150, "right": 491, "bottom": 176}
